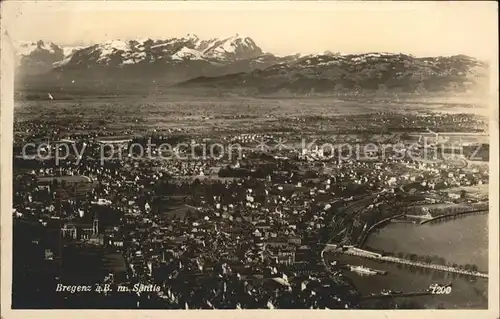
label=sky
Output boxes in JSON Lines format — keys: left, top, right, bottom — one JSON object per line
{"left": 2, "top": 1, "right": 498, "bottom": 60}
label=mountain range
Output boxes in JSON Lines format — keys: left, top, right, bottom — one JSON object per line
{"left": 14, "top": 34, "right": 489, "bottom": 96}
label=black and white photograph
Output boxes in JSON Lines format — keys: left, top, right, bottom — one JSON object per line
{"left": 1, "top": 1, "right": 498, "bottom": 316}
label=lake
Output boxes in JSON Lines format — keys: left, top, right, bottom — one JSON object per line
{"left": 325, "top": 253, "right": 488, "bottom": 309}
{"left": 324, "top": 213, "right": 489, "bottom": 308}
{"left": 365, "top": 213, "right": 488, "bottom": 272}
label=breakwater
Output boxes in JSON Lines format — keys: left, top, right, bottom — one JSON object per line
{"left": 420, "top": 209, "right": 488, "bottom": 225}
{"left": 342, "top": 247, "right": 488, "bottom": 278}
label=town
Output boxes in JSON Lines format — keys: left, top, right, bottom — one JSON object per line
{"left": 12, "top": 107, "right": 489, "bottom": 309}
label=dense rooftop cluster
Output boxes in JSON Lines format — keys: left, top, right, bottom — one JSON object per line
{"left": 12, "top": 109, "right": 488, "bottom": 309}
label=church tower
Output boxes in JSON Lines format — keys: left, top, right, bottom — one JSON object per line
{"left": 92, "top": 216, "right": 99, "bottom": 236}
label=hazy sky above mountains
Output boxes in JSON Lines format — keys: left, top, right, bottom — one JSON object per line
{"left": 3, "top": 1, "right": 497, "bottom": 60}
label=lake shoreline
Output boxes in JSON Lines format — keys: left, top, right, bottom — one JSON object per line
{"left": 364, "top": 213, "right": 488, "bottom": 273}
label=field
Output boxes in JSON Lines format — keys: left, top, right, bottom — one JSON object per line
{"left": 14, "top": 93, "right": 490, "bottom": 137}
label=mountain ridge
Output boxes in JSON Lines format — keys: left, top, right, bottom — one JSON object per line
{"left": 14, "top": 35, "right": 490, "bottom": 96}
{"left": 177, "top": 53, "right": 489, "bottom": 94}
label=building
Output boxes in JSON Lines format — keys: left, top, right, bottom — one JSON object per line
{"left": 61, "top": 216, "right": 100, "bottom": 242}
{"left": 277, "top": 250, "right": 296, "bottom": 265}
{"left": 61, "top": 223, "right": 78, "bottom": 239}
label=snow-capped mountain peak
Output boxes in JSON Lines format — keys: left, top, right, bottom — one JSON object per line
{"left": 14, "top": 40, "right": 65, "bottom": 74}
{"left": 62, "top": 46, "right": 85, "bottom": 57}
{"left": 36, "top": 34, "right": 265, "bottom": 68}
{"left": 15, "top": 40, "right": 61, "bottom": 56}
{"left": 201, "top": 34, "right": 263, "bottom": 60}
{"left": 185, "top": 33, "right": 200, "bottom": 43}
{"left": 101, "top": 39, "right": 130, "bottom": 51}
{"left": 172, "top": 47, "right": 205, "bottom": 61}
{"left": 15, "top": 34, "right": 488, "bottom": 97}
{"left": 94, "top": 40, "right": 132, "bottom": 63}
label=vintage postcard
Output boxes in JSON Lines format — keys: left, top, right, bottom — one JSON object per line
{"left": 1, "top": 1, "right": 498, "bottom": 318}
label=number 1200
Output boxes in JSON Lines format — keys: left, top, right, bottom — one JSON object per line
{"left": 431, "top": 286, "right": 452, "bottom": 295}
